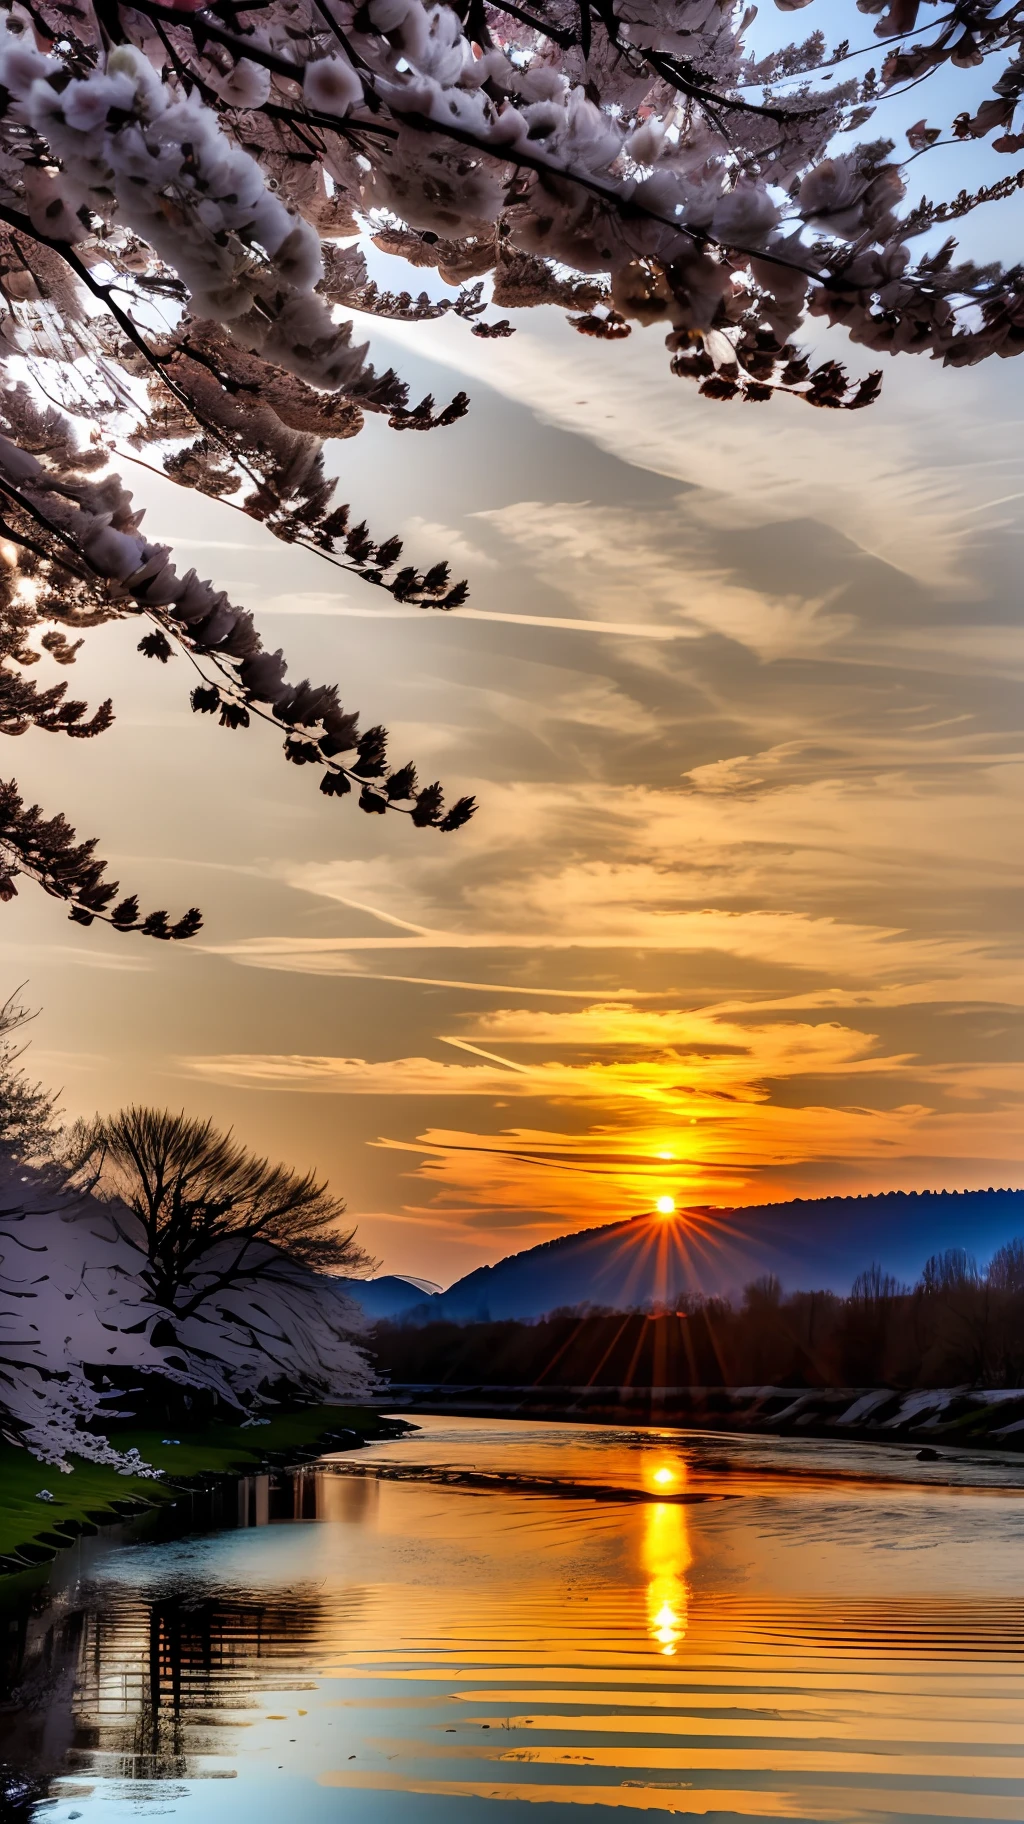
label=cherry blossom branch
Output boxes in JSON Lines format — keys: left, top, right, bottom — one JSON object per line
{"left": 0, "top": 452, "right": 476, "bottom": 834}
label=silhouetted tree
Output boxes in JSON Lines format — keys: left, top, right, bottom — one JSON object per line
{"left": 914, "top": 1248, "right": 990, "bottom": 1383}
{"left": 983, "top": 1237, "right": 1024, "bottom": 1384}
{"left": 744, "top": 1274, "right": 782, "bottom": 1309}
{"left": 988, "top": 1239, "right": 1024, "bottom": 1294}
{"left": 920, "top": 1248, "right": 980, "bottom": 1294}
{"left": 75, "top": 1107, "right": 372, "bottom": 1319}
{"left": 840, "top": 1263, "right": 906, "bottom": 1384}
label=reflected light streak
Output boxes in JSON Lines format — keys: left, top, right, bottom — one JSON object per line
{"left": 642, "top": 1499, "right": 692, "bottom": 1658}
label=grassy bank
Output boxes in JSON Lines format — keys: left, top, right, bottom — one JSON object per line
{"left": 0, "top": 1406, "right": 399, "bottom": 1573}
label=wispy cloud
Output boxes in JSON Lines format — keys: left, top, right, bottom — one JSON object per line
{"left": 265, "top": 964, "right": 640, "bottom": 997}
{"left": 403, "top": 515, "right": 497, "bottom": 572}
{"left": 254, "top": 594, "right": 694, "bottom": 639}
{"left": 206, "top": 892, "right": 998, "bottom": 990}
{"left": 183, "top": 1005, "right": 913, "bottom": 1100}
{"left": 0, "top": 942, "right": 152, "bottom": 974}
{"left": 369, "top": 312, "right": 1023, "bottom": 587}
{"left": 477, "top": 499, "right": 853, "bottom": 660}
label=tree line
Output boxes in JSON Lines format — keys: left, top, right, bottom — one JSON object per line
{"left": 373, "top": 1249, "right": 1024, "bottom": 1392}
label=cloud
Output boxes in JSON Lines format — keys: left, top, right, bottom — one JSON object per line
{"left": 477, "top": 498, "right": 854, "bottom": 660}
{"left": 183, "top": 1052, "right": 519, "bottom": 1095}
{"left": 375, "top": 1084, "right": 1024, "bottom": 1234}
{"left": 182, "top": 1001, "right": 916, "bottom": 1119}
{"left": 206, "top": 906, "right": 914, "bottom": 971}
{"left": 368, "top": 312, "right": 1024, "bottom": 589}
{"left": 257, "top": 596, "right": 694, "bottom": 639}
{"left": 403, "top": 515, "right": 497, "bottom": 572}
{"left": 181, "top": 985, "right": 1023, "bottom": 1233}
{"left": 208, "top": 825, "right": 1018, "bottom": 1003}
{"left": 0, "top": 941, "right": 152, "bottom": 974}
{"left": 262, "top": 964, "right": 639, "bottom": 997}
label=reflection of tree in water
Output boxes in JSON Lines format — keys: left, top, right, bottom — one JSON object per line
{"left": 1, "top": 1469, "right": 362, "bottom": 1793}
{"left": 0, "top": 1586, "right": 87, "bottom": 1809}
{"left": 71, "top": 1580, "right": 337, "bottom": 1782}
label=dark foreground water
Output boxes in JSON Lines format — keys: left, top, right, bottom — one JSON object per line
{"left": 4, "top": 1416, "right": 1024, "bottom": 1823}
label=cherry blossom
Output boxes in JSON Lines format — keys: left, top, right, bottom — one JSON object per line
{"left": 0, "top": 1156, "right": 373, "bottom": 1472}
{"left": 0, "top": 0, "right": 1019, "bottom": 926}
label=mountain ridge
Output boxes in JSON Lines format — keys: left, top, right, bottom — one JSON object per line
{"left": 342, "top": 1187, "right": 1024, "bottom": 1323}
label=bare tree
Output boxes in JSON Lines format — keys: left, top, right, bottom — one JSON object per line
{"left": 920, "top": 1248, "right": 980, "bottom": 1294}
{"left": 987, "top": 1238, "right": 1024, "bottom": 1294}
{"left": 75, "top": 1106, "right": 374, "bottom": 1319}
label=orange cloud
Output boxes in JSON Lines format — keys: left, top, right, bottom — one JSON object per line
{"left": 185, "top": 991, "right": 1024, "bottom": 1241}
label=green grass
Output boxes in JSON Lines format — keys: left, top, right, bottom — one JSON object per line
{"left": 0, "top": 1405, "right": 395, "bottom": 1569}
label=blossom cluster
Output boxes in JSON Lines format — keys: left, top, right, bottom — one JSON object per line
{"left": 4, "top": 0, "right": 1021, "bottom": 413}
{"left": 0, "top": 1157, "right": 374, "bottom": 1472}
{"left": 0, "top": 0, "right": 1020, "bottom": 926}
{"left": 4, "top": 28, "right": 366, "bottom": 390}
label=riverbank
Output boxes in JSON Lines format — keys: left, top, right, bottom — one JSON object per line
{"left": 0, "top": 1406, "right": 405, "bottom": 1575}
{"left": 376, "top": 1382, "right": 1024, "bottom": 1450}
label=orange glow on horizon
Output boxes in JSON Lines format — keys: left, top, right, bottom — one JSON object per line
{"left": 370, "top": 985, "right": 1019, "bottom": 1267}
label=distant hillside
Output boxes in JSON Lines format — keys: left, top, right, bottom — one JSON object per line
{"left": 411, "top": 1189, "right": 1024, "bottom": 1323}
{"left": 337, "top": 1274, "right": 439, "bottom": 1320}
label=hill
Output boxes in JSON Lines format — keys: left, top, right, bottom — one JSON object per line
{"left": 401, "top": 1189, "right": 1024, "bottom": 1323}
{"left": 338, "top": 1274, "right": 439, "bottom": 1320}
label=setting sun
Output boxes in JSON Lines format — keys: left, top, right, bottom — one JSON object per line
{"left": 652, "top": 1467, "right": 676, "bottom": 1486}
{"left": 656, "top": 1196, "right": 676, "bottom": 1216}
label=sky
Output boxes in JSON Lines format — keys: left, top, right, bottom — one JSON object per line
{"left": 8, "top": 164, "right": 1024, "bottom": 1286}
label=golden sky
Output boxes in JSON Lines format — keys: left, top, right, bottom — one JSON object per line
{"left": 8, "top": 305, "right": 1024, "bottom": 1283}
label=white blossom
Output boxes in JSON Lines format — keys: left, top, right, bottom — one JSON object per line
{"left": 213, "top": 58, "right": 273, "bottom": 110}
{"left": 304, "top": 55, "right": 364, "bottom": 115}
{"left": 0, "top": 1156, "right": 374, "bottom": 1471}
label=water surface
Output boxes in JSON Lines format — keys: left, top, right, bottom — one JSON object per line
{"left": 8, "top": 1416, "right": 1024, "bottom": 1822}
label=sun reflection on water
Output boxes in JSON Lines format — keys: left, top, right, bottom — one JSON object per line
{"left": 17, "top": 1425, "right": 1024, "bottom": 1824}
{"left": 642, "top": 1496, "right": 691, "bottom": 1657}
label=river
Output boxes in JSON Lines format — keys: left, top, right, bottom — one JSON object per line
{"left": 4, "top": 1414, "right": 1024, "bottom": 1822}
